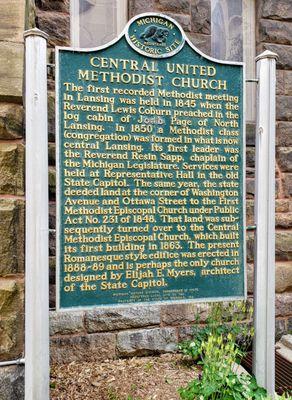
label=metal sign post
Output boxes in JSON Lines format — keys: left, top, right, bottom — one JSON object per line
{"left": 24, "top": 28, "right": 50, "bottom": 400}
{"left": 253, "top": 50, "right": 278, "bottom": 397}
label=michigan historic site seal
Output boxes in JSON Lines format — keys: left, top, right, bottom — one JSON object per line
{"left": 126, "top": 13, "right": 185, "bottom": 58}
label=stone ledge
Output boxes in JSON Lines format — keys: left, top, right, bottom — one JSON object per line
{"left": 117, "top": 327, "right": 177, "bottom": 357}
{"left": 50, "top": 310, "right": 85, "bottom": 336}
{"left": 84, "top": 305, "right": 160, "bottom": 333}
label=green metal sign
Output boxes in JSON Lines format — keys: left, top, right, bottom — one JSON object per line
{"left": 56, "top": 13, "right": 246, "bottom": 310}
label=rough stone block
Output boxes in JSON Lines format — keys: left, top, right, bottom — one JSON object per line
{"left": 277, "top": 96, "right": 292, "bottom": 121}
{"left": 36, "top": 10, "right": 70, "bottom": 46}
{"left": 276, "top": 231, "right": 292, "bottom": 260}
{"left": 283, "top": 173, "right": 292, "bottom": 197}
{"left": 276, "top": 121, "right": 292, "bottom": 147}
{"left": 0, "top": 103, "right": 23, "bottom": 139}
{"left": 178, "top": 325, "right": 197, "bottom": 341}
{"left": 36, "top": 0, "right": 69, "bottom": 13}
{"left": 276, "top": 199, "right": 290, "bottom": 213}
{"left": 84, "top": 306, "right": 160, "bottom": 333}
{"left": 129, "top": 0, "right": 156, "bottom": 17}
{"left": 160, "top": 303, "right": 207, "bottom": 325}
{"left": 262, "top": 43, "right": 292, "bottom": 70}
{"left": 50, "top": 310, "right": 85, "bottom": 336}
{"left": 0, "top": 0, "right": 25, "bottom": 43}
{"left": 246, "top": 179, "right": 254, "bottom": 198}
{"left": 0, "top": 279, "right": 24, "bottom": 360}
{"left": 0, "top": 365, "right": 24, "bottom": 400}
{"left": 277, "top": 147, "right": 292, "bottom": 172}
{"left": 246, "top": 200, "right": 254, "bottom": 226}
{"left": 260, "top": 0, "right": 292, "bottom": 21}
{"left": 50, "top": 333, "right": 116, "bottom": 364}
{"left": 166, "top": 12, "right": 191, "bottom": 32}
{"left": 49, "top": 283, "right": 56, "bottom": 309}
{"left": 0, "top": 199, "right": 24, "bottom": 274}
{"left": 259, "top": 19, "right": 292, "bottom": 45}
{"left": 280, "top": 334, "right": 292, "bottom": 350}
{"left": 288, "top": 317, "right": 292, "bottom": 332}
{"left": 157, "top": 0, "right": 190, "bottom": 14}
{"left": 49, "top": 166, "right": 56, "bottom": 199}
{"left": 117, "top": 327, "right": 177, "bottom": 357}
{"left": 187, "top": 33, "right": 211, "bottom": 55}
{"left": 191, "top": 0, "right": 211, "bottom": 35}
{"left": 275, "top": 293, "right": 292, "bottom": 317}
{"left": 49, "top": 228, "right": 56, "bottom": 256}
{"left": 275, "top": 318, "right": 287, "bottom": 341}
{"left": 275, "top": 262, "right": 292, "bottom": 293}
{"left": 0, "top": 143, "right": 24, "bottom": 195}
{"left": 0, "top": 42, "right": 23, "bottom": 101}
{"left": 276, "top": 213, "right": 292, "bottom": 228}
{"left": 282, "top": 70, "right": 292, "bottom": 96}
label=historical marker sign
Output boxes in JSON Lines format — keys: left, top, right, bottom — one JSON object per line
{"left": 56, "top": 13, "right": 246, "bottom": 310}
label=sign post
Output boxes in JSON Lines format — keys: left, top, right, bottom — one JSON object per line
{"left": 24, "top": 28, "right": 50, "bottom": 400}
{"left": 56, "top": 13, "right": 246, "bottom": 310}
{"left": 253, "top": 50, "right": 278, "bottom": 397}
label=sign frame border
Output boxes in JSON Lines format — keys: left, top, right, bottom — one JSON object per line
{"left": 55, "top": 12, "right": 247, "bottom": 312}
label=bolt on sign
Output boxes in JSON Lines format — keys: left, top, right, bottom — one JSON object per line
{"left": 56, "top": 13, "right": 246, "bottom": 310}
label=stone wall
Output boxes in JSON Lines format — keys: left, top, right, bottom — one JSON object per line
{"left": 0, "top": 2, "right": 292, "bottom": 398}
{"left": 0, "top": 0, "right": 26, "bottom": 397}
